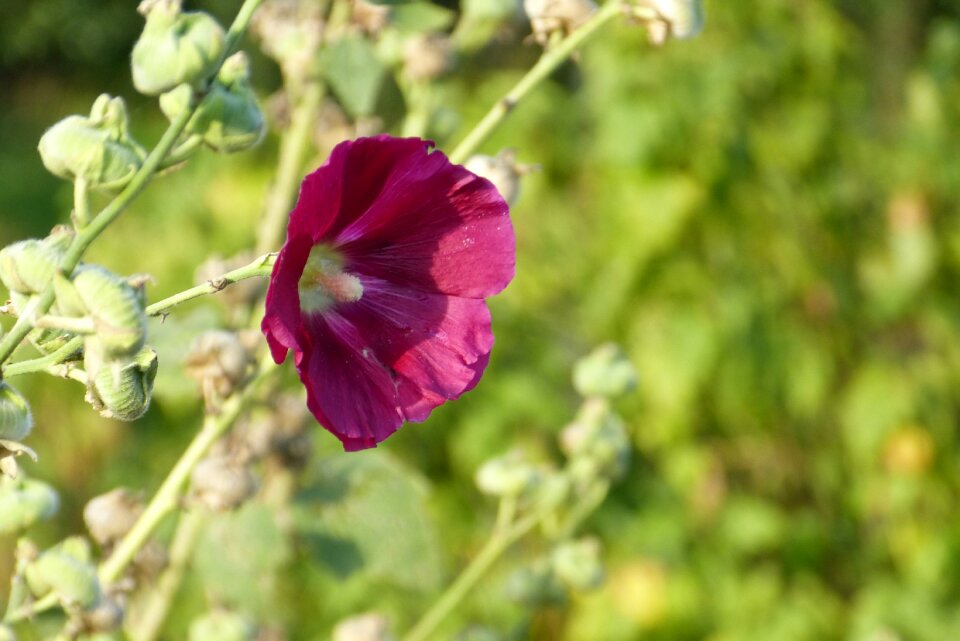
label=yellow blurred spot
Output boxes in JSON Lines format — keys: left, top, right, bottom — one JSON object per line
{"left": 882, "top": 424, "right": 934, "bottom": 476}
{"left": 608, "top": 559, "right": 669, "bottom": 628}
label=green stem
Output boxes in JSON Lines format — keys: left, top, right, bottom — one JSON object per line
{"left": 447, "top": 0, "right": 623, "bottom": 165}
{"left": 2, "top": 336, "right": 84, "bottom": 377}
{"left": 402, "top": 507, "right": 541, "bottom": 641}
{"left": 73, "top": 178, "right": 92, "bottom": 228}
{"left": 0, "top": 0, "right": 264, "bottom": 368}
{"left": 31, "top": 315, "right": 96, "bottom": 335}
{"left": 130, "top": 509, "right": 206, "bottom": 641}
{"left": 97, "top": 371, "right": 263, "bottom": 585}
{"left": 255, "top": 82, "right": 324, "bottom": 254}
{"left": 145, "top": 252, "right": 277, "bottom": 317}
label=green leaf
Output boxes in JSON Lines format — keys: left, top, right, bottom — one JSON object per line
{"left": 293, "top": 450, "right": 442, "bottom": 590}
{"left": 193, "top": 502, "right": 292, "bottom": 615}
{"left": 390, "top": 1, "right": 456, "bottom": 34}
{"left": 320, "top": 37, "right": 387, "bottom": 118}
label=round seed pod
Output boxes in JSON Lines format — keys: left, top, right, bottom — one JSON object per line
{"left": 0, "top": 239, "right": 60, "bottom": 295}
{"left": 475, "top": 451, "right": 540, "bottom": 498}
{"left": 0, "top": 383, "right": 32, "bottom": 442}
{"left": 25, "top": 548, "right": 101, "bottom": 609}
{"left": 551, "top": 537, "right": 604, "bottom": 591}
{"left": 160, "top": 53, "right": 265, "bottom": 153}
{"left": 38, "top": 95, "right": 145, "bottom": 191}
{"left": 83, "top": 488, "right": 144, "bottom": 547}
{"left": 131, "top": 0, "right": 226, "bottom": 96}
{"left": 0, "top": 478, "right": 59, "bottom": 535}
{"left": 66, "top": 266, "right": 147, "bottom": 357}
{"left": 190, "top": 455, "right": 257, "bottom": 511}
{"left": 572, "top": 343, "right": 637, "bottom": 399}
{"left": 332, "top": 613, "right": 395, "bottom": 641}
{"left": 86, "top": 346, "right": 159, "bottom": 422}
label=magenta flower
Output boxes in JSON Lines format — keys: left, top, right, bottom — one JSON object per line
{"left": 261, "top": 136, "right": 515, "bottom": 451}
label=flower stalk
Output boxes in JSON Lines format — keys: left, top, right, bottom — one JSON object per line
{"left": 448, "top": 0, "right": 623, "bottom": 165}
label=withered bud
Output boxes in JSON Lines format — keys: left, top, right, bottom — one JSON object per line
{"left": 190, "top": 455, "right": 258, "bottom": 511}
{"left": 403, "top": 34, "right": 454, "bottom": 82}
{"left": 237, "top": 395, "right": 312, "bottom": 468}
{"left": 83, "top": 488, "right": 144, "bottom": 547}
{"left": 465, "top": 149, "right": 537, "bottom": 206}
{"left": 352, "top": 0, "right": 391, "bottom": 35}
{"left": 251, "top": 0, "right": 325, "bottom": 81}
{"left": 332, "top": 613, "right": 395, "bottom": 641}
{"left": 185, "top": 330, "right": 256, "bottom": 405}
{"left": 524, "top": 0, "right": 597, "bottom": 45}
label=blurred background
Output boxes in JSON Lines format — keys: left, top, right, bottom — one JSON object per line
{"left": 3, "top": 0, "right": 960, "bottom": 640}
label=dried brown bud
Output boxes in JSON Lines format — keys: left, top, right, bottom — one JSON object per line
{"left": 333, "top": 613, "right": 395, "bottom": 641}
{"left": 352, "top": 0, "right": 391, "bottom": 35}
{"left": 465, "top": 149, "right": 537, "bottom": 206}
{"left": 403, "top": 35, "right": 454, "bottom": 82}
{"left": 251, "top": 0, "right": 325, "bottom": 80}
{"left": 190, "top": 455, "right": 258, "bottom": 511}
{"left": 185, "top": 330, "right": 255, "bottom": 406}
{"left": 524, "top": 0, "right": 597, "bottom": 44}
{"left": 83, "top": 488, "right": 144, "bottom": 547}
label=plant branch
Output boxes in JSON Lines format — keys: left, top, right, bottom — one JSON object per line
{"left": 447, "top": 0, "right": 623, "bottom": 165}
{"left": 145, "top": 252, "right": 277, "bottom": 318}
{"left": 0, "top": 0, "right": 265, "bottom": 368}
{"left": 2, "top": 336, "right": 84, "bottom": 378}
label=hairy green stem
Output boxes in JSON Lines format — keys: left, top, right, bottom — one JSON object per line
{"left": 98, "top": 371, "right": 263, "bottom": 585}
{"left": 2, "top": 336, "right": 83, "bottom": 377}
{"left": 146, "top": 252, "right": 277, "bottom": 317}
{"left": 403, "top": 507, "right": 541, "bottom": 641}
{"left": 256, "top": 82, "right": 324, "bottom": 254}
{"left": 130, "top": 509, "right": 206, "bottom": 641}
{"left": 73, "top": 178, "right": 92, "bottom": 228}
{"left": 0, "top": 0, "right": 264, "bottom": 368}
{"left": 448, "top": 0, "right": 623, "bottom": 165}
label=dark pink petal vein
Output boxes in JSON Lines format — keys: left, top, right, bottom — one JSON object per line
{"left": 261, "top": 135, "right": 515, "bottom": 451}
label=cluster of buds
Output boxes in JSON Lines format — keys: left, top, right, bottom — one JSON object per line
{"left": 38, "top": 95, "right": 146, "bottom": 192}
{"left": 54, "top": 265, "right": 157, "bottom": 421}
{"left": 160, "top": 52, "right": 266, "bottom": 153}
{"left": 506, "top": 537, "right": 604, "bottom": 605}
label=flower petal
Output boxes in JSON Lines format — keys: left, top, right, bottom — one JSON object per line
{"left": 262, "top": 232, "right": 312, "bottom": 362}
{"left": 336, "top": 145, "right": 515, "bottom": 299}
{"left": 336, "top": 276, "right": 495, "bottom": 423}
{"left": 297, "top": 312, "right": 403, "bottom": 451}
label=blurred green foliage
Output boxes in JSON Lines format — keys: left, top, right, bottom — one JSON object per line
{"left": 3, "top": 0, "right": 960, "bottom": 640}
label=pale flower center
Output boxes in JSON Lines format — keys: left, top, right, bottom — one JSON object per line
{"left": 298, "top": 245, "right": 363, "bottom": 313}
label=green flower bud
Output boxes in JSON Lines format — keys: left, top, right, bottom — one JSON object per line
{"left": 25, "top": 546, "right": 101, "bottom": 609}
{"left": 0, "top": 239, "right": 60, "bottom": 295}
{"left": 58, "top": 266, "right": 147, "bottom": 357}
{"left": 188, "top": 609, "right": 256, "bottom": 641}
{"left": 475, "top": 451, "right": 541, "bottom": 498}
{"left": 86, "top": 347, "right": 158, "bottom": 422}
{"left": 0, "top": 478, "right": 59, "bottom": 535}
{"left": 572, "top": 343, "right": 637, "bottom": 399}
{"left": 38, "top": 95, "right": 145, "bottom": 190}
{"left": 560, "top": 398, "right": 631, "bottom": 480}
{"left": 160, "top": 53, "right": 265, "bottom": 153}
{"left": 131, "top": 0, "right": 226, "bottom": 96}
{"left": 0, "top": 383, "right": 32, "bottom": 442}
{"left": 504, "top": 562, "right": 566, "bottom": 606}
{"left": 551, "top": 538, "right": 604, "bottom": 591}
